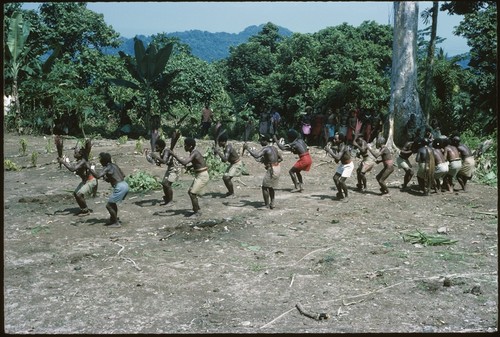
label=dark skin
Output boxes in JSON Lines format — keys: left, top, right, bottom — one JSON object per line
{"left": 324, "top": 135, "right": 351, "bottom": 199}
{"left": 214, "top": 139, "right": 240, "bottom": 196}
{"left": 442, "top": 143, "right": 461, "bottom": 192}
{"left": 167, "top": 143, "right": 207, "bottom": 214}
{"left": 415, "top": 142, "right": 435, "bottom": 195}
{"left": 455, "top": 140, "right": 474, "bottom": 191}
{"left": 150, "top": 143, "right": 175, "bottom": 205}
{"left": 398, "top": 141, "right": 414, "bottom": 189}
{"left": 274, "top": 134, "right": 309, "bottom": 192}
{"left": 368, "top": 138, "right": 394, "bottom": 195}
{"left": 352, "top": 136, "right": 372, "bottom": 191}
{"left": 432, "top": 146, "right": 447, "bottom": 193}
{"left": 87, "top": 157, "right": 127, "bottom": 226}
{"left": 243, "top": 139, "right": 283, "bottom": 208}
{"left": 57, "top": 148, "right": 96, "bottom": 213}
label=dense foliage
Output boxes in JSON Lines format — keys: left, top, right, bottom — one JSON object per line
{"left": 4, "top": 2, "right": 496, "bottom": 174}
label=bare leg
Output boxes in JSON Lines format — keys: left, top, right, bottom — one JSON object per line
{"left": 269, "top": 188, "right": 276, "bottom": 209}
{"left": 161, "top": 181, "right": 173, "bottom": 205}
{"left": 188, "top": 191, "right": 200, "bottom": 213}
{"left": 106, "top": 202, "right": 120, "bottom": 226}
{"left": 333, "top": 174, "right": 343, "bottom": 198}
{"left": 74, "top": 192, "right": 89, "bottom": 213}
{"left": 403, "top": 169, "right": 414, "bottom": 189}
{"left": 262, "top": 186, "right": 270, "bottom": 207}
{"left": 223, "top": 176, "right": 234, "bottom": 196}
{"left": 339, "top": 177, "right": 348, "bottom": 199}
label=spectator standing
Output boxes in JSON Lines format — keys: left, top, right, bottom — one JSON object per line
{"left": 200, "top": 104, "right": 213, "bottom": 137}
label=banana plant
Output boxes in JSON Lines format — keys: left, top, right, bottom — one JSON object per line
{"left": 108, "top": 37, "right": 180, "bottom": 132}
{"left": 5, "top": 13, "right": 32, "bottom": 131}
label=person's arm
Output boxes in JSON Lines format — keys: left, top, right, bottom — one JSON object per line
{"left": 86, "top": 162, "right": 108, "bottom": 179}
{"left": 170, "top": 150, "right": 195, "bottom": 166}
{"left": 277, "top": 149, "right": 283, "bottom": 163}
{"left": 58, "top": 158, "right": 85, "bottom": 172}
{"left": 216, "top": 145, "right": 231, "bottom": 163}
{"left": 273, "top": 135, "right": 289, "bottom": 151}
{"left": 324, "top": 145, "right": 341, "bottom": 162}
{"left": 151, "top": 150, "right": 169, "bottom": 165}
{"left": 243, "top": 143, "right": 264, "bottom": 160}
{"left": 367, "top": 145, "right": 381, "bottom": 160}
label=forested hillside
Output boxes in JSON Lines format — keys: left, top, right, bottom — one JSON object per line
{"left": 103, "top": 24, "right": 293, "bottom": 62}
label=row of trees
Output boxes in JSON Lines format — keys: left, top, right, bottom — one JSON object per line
{"left": 3, "top": 2, "right": 497, "bottom": 148}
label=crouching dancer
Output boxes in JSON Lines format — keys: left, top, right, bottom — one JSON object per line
{"left": 214, "top": 133, "right": 243, "bottom": 198}
{"left": 243, "top": 134, "right": 283, "bottom": 209}
{"left": 274, "top": 129, "right": 312, "bottom": 192}
{"left": 58, "top": 139, "right": 97, "bottom": 216}
{"left": 87, "top": 152, "right": 129, "bottom": 228}
{"left": 168, "top": 137, "right": 209, "bottom": 217}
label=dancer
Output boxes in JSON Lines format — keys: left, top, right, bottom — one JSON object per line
{"left": 324, "top": 133, "right": 353, "bottom": 201}
{"left": 148, "top": 138, "right": 179, "bottom": 206}
{"left": 452, "top": 135, "right": 476, "bottom": 191}
{"left": 395, "top": 140, "right": 415, "bottom": 191}
{"left": 274, "top": 129, "right": 312, "bottom": 192}
{"left": 243, "top": 134, "right": 283, "bottom": 209}
{"left": 87, "top": 152, "right": 129, "bottom": 228}
{"left": 352, "top": 135, "right": 376, "bottom": 192}
{"left": 415, "top": 138, "right": 435, "bottom": 196}
{"left": 58, "top": 139, "right": 97, "bottom": 216}
{"left": 214, "top": 133, "right": 243, "bottom": 197}
{"left": 368, "top": 136, "right": 395, "bottom": 195}
{"left": 168, "top": 137, "right": 209, "bottom": 217}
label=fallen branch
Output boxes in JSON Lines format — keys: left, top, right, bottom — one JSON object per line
{"left": 97, "top": 266, "right": 113, "bottom": 274}
{"left": 122, "top": 257, "right": 142, "bottom": 271}
{"left": 294, "top": 245, "right": 336, "bottom": 265}
{"left": 114, "top": 243, "right": 125, "bottom": 255}
{"left": 234, "top": 178, "right": 247, "bottom": 186}
{"left": 342, "top": 298, "right": 365, "bottom": 306}
{"left": 289, "top": 273, "right": 295, "bottom": 288}
{"left": 473, "top": 211, "right": 497, "bottom": 217}
{"left": 259, "top": 307, "right": 295, "bottom": 329}
{"left": 160, "top": 232, "right": 176, "bottom": 241}
{"left": 296, "top": 302, "right": 329, "bottom": 321}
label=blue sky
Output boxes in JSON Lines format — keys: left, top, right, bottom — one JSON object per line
{"left": 22, "top": 1, "right": 469, "bottom": 55}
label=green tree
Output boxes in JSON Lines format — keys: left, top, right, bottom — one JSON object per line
{"left": 448, "top": 1, "right": 497, "bottom": 133}
{"left": 387, "top": 1, "right": 425, "bottom": 148}
{"left": 108, "top": 37, "right": 180, "bottom": 137}
{"left": 5, "top": 12, "right": 33, "bottom": 132}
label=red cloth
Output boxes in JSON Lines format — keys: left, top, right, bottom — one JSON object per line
{"left": 293, "top": 152, "right": 312, "bottom": 172}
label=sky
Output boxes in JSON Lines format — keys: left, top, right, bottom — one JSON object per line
{"left": 21, "top": 1, "right": 470, "bottom": 56}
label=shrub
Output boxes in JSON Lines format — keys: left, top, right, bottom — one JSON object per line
{"left": 125, "top": 171, "right": 161, "bottom": 192}
{"left": 4, "top": 159, "right": 20, "bottom": 171}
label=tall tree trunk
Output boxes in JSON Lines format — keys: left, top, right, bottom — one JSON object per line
{"left": 423, "top": 1, "right": 439, "bottom": 122}
{"left": 386, "top": 1, "right": 426, "bottom": 149}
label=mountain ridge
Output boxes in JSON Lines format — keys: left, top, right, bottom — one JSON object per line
{"left": 103, "top": 24, "right": 293, "bottom": 62}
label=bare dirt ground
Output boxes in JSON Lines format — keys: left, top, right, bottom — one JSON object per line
{"left": 3, "top": 132, "right": 498, "bottom": 334}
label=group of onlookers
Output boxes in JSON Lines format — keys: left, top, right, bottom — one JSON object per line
{"left": 301, "top": 107, "right": 383, "bottom": 147}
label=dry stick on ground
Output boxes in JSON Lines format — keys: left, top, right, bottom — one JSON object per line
{"left": 115, "top": 243, "right": 125, "bottom": 255}
{"left": 296, "top": 302, "right": 329, "bottom": 321}
{"left": 317, "top": 271, "right": 498, "bottom": 306}
{"left": 473, "top": 211, "right": 497, "bottom": 217}
{"left": 234, "top": 178, "right": 248, "bottom": 186}
{"left": 259, "top": 307, "right": 296, "bottom": 329}
{"left": 122, "top": 257, "right": 142, "bottom": 271}
{"left": 294, "top": 245, "right": 336, "bottom": 265}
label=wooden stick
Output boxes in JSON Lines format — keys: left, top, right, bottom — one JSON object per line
{"left": 114, "top": 243, "right": 125, "bottom": 255}
{"left": 259, "top": 307, "right": 295, "bottom": 329}
{"left": 473, "top": 211, "right": 497, "bottom": 217}
{"left": 296, "top": 302, "right": 329, "bottom": 321}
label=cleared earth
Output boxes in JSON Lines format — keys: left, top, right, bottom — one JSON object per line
{"left": 3, "top": 132, "right": 498, "bottom": 333}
